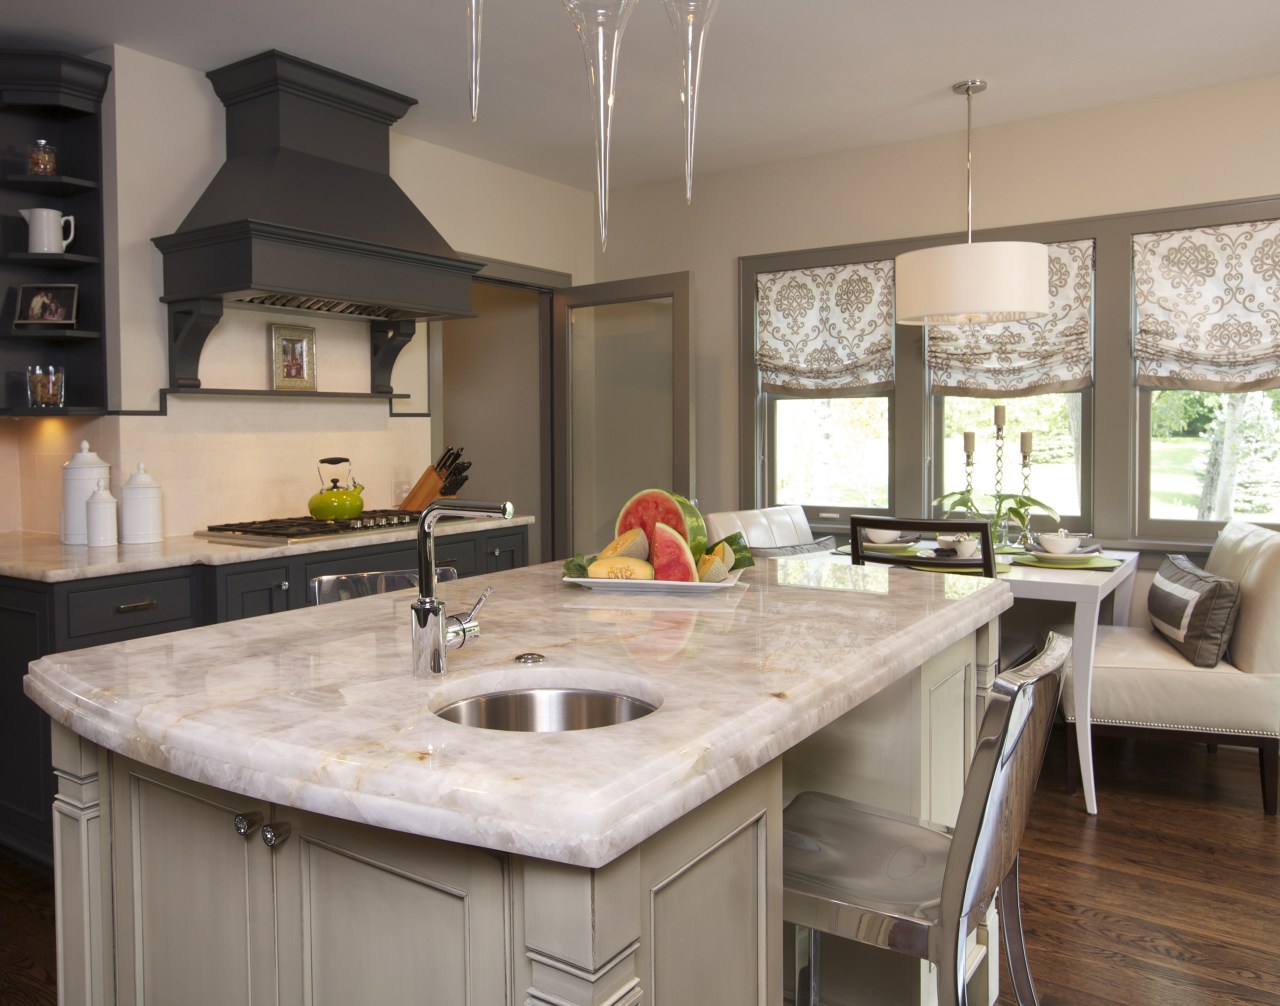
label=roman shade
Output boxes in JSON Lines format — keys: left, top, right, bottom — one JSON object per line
{"left": 926, "top": 239, "right": 1094, "bottom": 397}
{"left": 1133, "top": 219, "right": 1280, "bottom": 391}
{"left": 755, "top": 261, "right": 895, "bottom": 395}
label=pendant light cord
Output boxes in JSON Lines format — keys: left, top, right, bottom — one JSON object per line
{"left": 965, "top": 84, "right": 973, "bottom": 244}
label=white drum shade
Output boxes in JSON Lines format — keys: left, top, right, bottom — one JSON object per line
{"left": 895, "top": 241, "right": 1049, "bottom": 325}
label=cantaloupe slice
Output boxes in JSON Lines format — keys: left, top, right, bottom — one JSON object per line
{"left": 587, "top": 556, "right": 655, "bottom": 580}
{"left": 597, "top": 527, "right": 649, "bottom": 560}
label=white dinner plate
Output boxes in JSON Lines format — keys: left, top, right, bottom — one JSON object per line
{"left": 563, "top": 567, "right": 746, "bottom": 592}
{"left": 1018, "top": 551, "right": 1103, "bottom": 566}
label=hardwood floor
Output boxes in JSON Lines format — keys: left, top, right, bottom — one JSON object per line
{"left": 0, "top": 852, "right": 55, "bottom": 1006}
{"left": 998, "top": 727, "right": 1280, "bottom": 1006}
{"left": 0, "top": 726, "right": 1275, "bottom": 1005}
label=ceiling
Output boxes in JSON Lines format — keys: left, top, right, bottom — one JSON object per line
{"left": 6, "top": 1, "right": 1280, "bottom": 191}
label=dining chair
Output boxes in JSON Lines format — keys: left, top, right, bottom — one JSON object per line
{"left": 849, "top": 515, "right": 996, "bottom": 578}
{"left": 784, "top": 631, "right": 1070, "bottom": 1006}
{"left": 703, "top": 504, "right": 834, "bottom": 556}
{"left": 308, "top": 566, "right": 457, "bottom": 605}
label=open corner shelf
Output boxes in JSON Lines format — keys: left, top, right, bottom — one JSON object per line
{"left": 1, "top": 172, "right": 98, "bottom": 195}
{"left": 163, "top": 387, "right": 410, "bottom": 402}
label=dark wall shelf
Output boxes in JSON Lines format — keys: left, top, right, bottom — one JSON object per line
{"left": 2, "top": 173, "right": 98, "bottom": 195}
{"left": 164, "top": 387, "right": 409, "bottom": 401}
{"left": 0, "top": 51, "right": 111, "bottom": 416}
{"left": 4, "top": 251, "right": 100, "bottom": 268}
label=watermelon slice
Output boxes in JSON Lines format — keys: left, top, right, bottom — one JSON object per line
{"left": 615, "top": 489, "right": 708, "bottom": 561}
{"left": 649, "top": 521, "right": 699, "bottom": 582}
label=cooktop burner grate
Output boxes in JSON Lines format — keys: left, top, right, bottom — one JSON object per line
{"left": 197, "top": 509, "right": 421, "bottom": 546}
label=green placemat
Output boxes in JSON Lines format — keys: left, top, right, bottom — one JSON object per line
{"left": 1011, "top": 554, "right": 1121, "bottom": 570}
{"left": 910, "top": 561, "right": 1013, "bottom": 576}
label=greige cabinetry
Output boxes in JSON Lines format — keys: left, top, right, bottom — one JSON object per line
{"left": 53, "top": 724, "right": 781, "bottom": 1006}
{"left": 108, "top": 757, "right": 510, "bottom": 1005}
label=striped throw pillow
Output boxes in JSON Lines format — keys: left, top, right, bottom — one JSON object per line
{"left": 1148, "top": 555, "right": 1242, "bottom": 667}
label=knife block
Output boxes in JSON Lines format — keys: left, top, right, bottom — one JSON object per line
{"left": 398, "top": 466, "right": 453, "bottom": 511}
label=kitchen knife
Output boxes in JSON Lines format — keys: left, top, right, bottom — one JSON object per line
{"left": 440, "top": 474, "right": 468, "bottom": 496}
{"left": 435, "top": 446, "right": 456, "bottom": 473}
{"left": 448, "top": 459, "right": 472, "bottom": 480}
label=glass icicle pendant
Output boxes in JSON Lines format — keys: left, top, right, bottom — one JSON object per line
{"left": 468, "top": 0, "right": 483, "bottom": 121}
{"left": 561, "top": 0, "right": 640, "bottom": 249}
{"left": 661, "top": 0, "right": 719, "bottom": 204}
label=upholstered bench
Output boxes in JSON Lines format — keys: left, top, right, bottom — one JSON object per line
{"left": 1063, "top": 520, "right": 1280, "bottom": 813}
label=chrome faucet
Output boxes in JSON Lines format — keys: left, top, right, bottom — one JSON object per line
{"left": 412, "top": 498, "right": 515, "bottom": 677}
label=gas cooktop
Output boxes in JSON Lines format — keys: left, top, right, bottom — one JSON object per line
{"left": 196, "top": 509, "right": 421, "bottom": 547}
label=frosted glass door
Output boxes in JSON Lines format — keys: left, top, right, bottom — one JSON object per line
{"left": 552, "top": 274, "right": 690, "bottom": 558}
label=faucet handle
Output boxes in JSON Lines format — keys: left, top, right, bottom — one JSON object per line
{"left": 464, "top": 586, "right": 493, "bottom": 623}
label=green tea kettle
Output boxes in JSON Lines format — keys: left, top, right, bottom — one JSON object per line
{"left": 308, "top": 457, "right": 364, "bottom": 520}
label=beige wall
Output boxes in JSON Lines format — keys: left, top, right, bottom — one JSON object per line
{"left": 596, "top": 73, "right": 1280, "bottom": 515}
{"left": 9, "top": 45, "right": 594, "bottom": 535}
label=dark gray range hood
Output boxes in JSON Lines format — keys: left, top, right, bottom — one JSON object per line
{"left": 152, "top": 50, "right": 482, "bottom": 391}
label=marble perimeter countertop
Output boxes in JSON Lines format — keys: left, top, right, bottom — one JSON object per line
{"left": 25, "top": 556, "right": 1012, "bottom": 868}
{"left": 0, "top": 514, "right": 535, "bottom": 583}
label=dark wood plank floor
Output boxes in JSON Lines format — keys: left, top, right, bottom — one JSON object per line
{"left": 998, "top": 727, "right": 1280, "bottom": 1006}
{"left": 0, "top": 726, "right": 1275, "bottom": 1005}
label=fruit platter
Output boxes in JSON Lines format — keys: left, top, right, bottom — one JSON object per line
{"left": 562, "top": 489, "right": 753, "bottom": 591}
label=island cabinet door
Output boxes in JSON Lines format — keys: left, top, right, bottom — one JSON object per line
{"left": 109, "top": 760, "right": 279, "bottom": 1006}
{"left": 271, "top": 807, "right": 512, "bottom": 1005}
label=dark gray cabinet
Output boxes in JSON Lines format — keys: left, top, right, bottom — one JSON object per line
{"left": 5, "top": 523, "right": 528, "bottom": 866}
{"left": 0, "top": 51, "right": 112, "bottom": 416}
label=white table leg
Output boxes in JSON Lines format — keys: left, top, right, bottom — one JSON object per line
{"left": 1072, "top": 600, "right": 1101, "bottom": 814}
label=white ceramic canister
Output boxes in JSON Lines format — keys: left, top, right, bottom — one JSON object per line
{"left": 62, "top": 441, "right": 110, "bottom": 545}
{"left": 120, "top": 463, "right": 164, "bottom": 544}
{"left": 86, "top": 479, "right": 119, "bottom": 547}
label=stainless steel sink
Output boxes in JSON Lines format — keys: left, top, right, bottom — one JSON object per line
{"left": 435, "top": 687, "right": 658, "bottom": 732}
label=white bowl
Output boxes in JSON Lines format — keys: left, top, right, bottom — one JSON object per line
{"left": 1038, "top": 534, "right": 1080, "bottom": 554}
{"left": 865, "top": 528, "right": 901, "bottom": 544}
{"left": 954, "top": 538, "right": 979, "bottom": 558}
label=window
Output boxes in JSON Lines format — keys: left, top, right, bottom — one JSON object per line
{"left": 772, "top": 395, "right": 890, "bottom": 510}
{"left": 739, "top": 195, "right": 1280, "bottom": 545}
{"left": 1134, "top": 219, "right": 1280, "bottom": 535}
{"left": 936, "top": 392, "right": 1086, "bottom": 522}
{"left": 754, "top": 259, "right": 895, "bottom": 520}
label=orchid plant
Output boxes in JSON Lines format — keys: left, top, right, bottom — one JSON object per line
{"left": 933, "top": 489, "right": 1060, "bottom": 543}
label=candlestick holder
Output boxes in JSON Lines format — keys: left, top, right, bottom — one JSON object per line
{"left": 1017, "top": 451, "right": 1034, "bottom": 545}
{"left": 965, "top": 451, "right": 975, "bottom": 494}
{"left": 993, "top": 426, "right": 1005, "bottom": 497}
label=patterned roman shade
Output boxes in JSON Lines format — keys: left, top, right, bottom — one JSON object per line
{"left": 926, "top": 239, "right": 1094, "bottom": 397}
{"left": 755, "top": 260, "right": 894, "bottom": 396}
{"left": 1133, "top": 219, "right": 1280, "bottom": 391}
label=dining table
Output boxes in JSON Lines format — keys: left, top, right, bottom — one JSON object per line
{"left": 819, "top": 541, "right": 1140, "bottom": 816}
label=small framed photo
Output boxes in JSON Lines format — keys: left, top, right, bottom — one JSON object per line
{"left": 271, "top": 324, "right": 317, "bottom": 391}
{"left": 15, "top": 284, "right": 77, "bottom": 326}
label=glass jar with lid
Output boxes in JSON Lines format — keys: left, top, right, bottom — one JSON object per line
{"left": 27, "top": 139, "right": 57, "bottom": 176}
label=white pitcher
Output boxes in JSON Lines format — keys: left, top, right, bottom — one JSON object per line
{"left": 20, "top": 207, "right": 74, "bottom": 253}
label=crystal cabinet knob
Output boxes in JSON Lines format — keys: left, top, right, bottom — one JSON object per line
{"left": 233, "top": 812, "right": 262, "bottom": 837}
{"left": 261, "top": 822, "right": 292, "bottom": 848}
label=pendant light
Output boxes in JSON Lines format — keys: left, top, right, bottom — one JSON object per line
{"left": 562, "top": 0, "right": 641, "bottom": 250}
{"left": 467, "top": 0, "right": 483, "bottom": 122}
{"left": 661, "top": 0, "right": 720, "bottom": 205}
{"left": 895, "top": 80, "right": 1048, "bottom": 326}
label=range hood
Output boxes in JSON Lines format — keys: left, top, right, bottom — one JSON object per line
{"left": 152, "top": 50, "right": 482, "bottom": 391}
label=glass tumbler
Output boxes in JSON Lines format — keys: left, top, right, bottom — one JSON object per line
{"left": 27, "top": 365, "right": 65, "bottom": 407}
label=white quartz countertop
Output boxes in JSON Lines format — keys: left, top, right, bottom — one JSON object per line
{"left": 0, "top": 514, "right": 534, "bottom": 583}
{"left": 25, "top": 556, "right": 1011, "bottom": 868}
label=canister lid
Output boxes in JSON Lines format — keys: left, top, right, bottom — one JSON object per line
{"left": 87, "top": 478, "right": 116, "bottom": 502}
{"left": 64, "top": 440, "right": 109, "bottom": 470}
{"left": 123, "top": 462, "right": 160, "bottom": 489}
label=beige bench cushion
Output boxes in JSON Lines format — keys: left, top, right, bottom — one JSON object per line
{"left": 704, "top": 505, "right": 815, "bottom": 550}
{"left": 1063, "top": 625, "right": 1280, "bottom": 737}
{"left": 1205, "top": 521, "right": 1280, "bottom": 677}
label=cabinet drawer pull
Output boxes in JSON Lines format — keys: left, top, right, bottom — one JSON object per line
{"left": 233, "top": 812, "right": 262, "bottom": 837}
{"left": 492, "top": 549, "right": 501, "bottom": 557}
{"left": 278, "top": 580, "right": 289, "bottom": 592}
{"left": 261, "top": 822, "right": 291, "bottom": 848}
{"left": 116, "top": 600, "right": 158, "bottom": 614}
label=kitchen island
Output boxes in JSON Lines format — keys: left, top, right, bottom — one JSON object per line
{"left": 25, "top": 556, "right": 1011, "bottom": 1005}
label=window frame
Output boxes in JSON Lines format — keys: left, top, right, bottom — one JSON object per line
{"left": 738, "top": 194, "right": 1280, "bottom": 548}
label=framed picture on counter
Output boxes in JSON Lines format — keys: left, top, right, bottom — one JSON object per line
{"left": 271, "top": 324, "right": 317, "bottom": 391}
{"left": 15, "top": 284, "right": 77, "bottom": 326}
